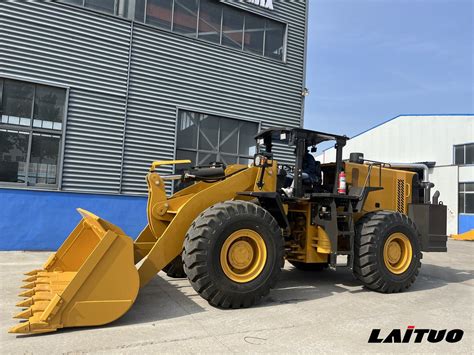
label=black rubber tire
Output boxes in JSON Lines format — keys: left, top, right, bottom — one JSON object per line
{"left": 353, "top": 211, "right": 422, "bottom": 293}
{"left": 183, "top": 200, "right": 284, "bottom": 308}
{"left": 289, "top": 260, "right": 328, "bottom": 271}
{"left": 162, "top": 255, "right": 186, "bottom": 278}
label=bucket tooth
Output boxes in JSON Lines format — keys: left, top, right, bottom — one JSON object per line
{"left": 24, "top": 269, "right": 41, "bottom": 276}
{"left": 9, "top": 321, "right": 31, "bottom": 334}
{"left": 14, "top": 308, "right": 33, "bottom": 319}
{"left": 23, "top": 276, "right": 37, "bottom": 283}
{"left": 16, "top": 298, "right": 34, "bottom": 308}
{"left": 21, "top": 282, "right": 36, "bottom": 289}
{"left": 18, "top": 289, "right": 35, "bottom": 298}
{"left": 9, "top": 321, "right": 56, "bottom": 334}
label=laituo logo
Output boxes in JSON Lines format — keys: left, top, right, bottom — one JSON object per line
{"left": 368, "top": 326, "right": 464, "bottom": 343}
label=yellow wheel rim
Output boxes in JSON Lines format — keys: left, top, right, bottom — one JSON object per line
{"left": 383, "top": 233, "right": 413, "bottom": 274}
{"left": 220, "top": 229, "right": 267, "bottom": 283}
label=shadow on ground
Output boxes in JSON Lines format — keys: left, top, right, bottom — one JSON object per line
{"left": 271, "top": 262, "right": 474, "bottom": 302}
{"left": 114, "top": 275, "right": 206, "bottom": 327}
{"left": 117, "top": 261, "right": 474, "bottom": 324}
{"left": 414, "top": 263, "right": 474, "bottom": 290}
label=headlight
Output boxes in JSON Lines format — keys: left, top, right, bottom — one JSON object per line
{"left": 254, "top": 155, "right": 267, "bottom": 167}
{"left": 254, "top": 155, "right": 261, "bottom": 166}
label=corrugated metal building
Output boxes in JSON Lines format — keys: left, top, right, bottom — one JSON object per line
{"left": 0, "top": 0, "right": 308, "bottom": 250}
{"left": 319, "top": 115, "right": 474, "bottom": 235}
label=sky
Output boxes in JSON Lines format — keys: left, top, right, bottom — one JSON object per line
{"left": 303, "top": 0, "right": 474, "bottom": 138}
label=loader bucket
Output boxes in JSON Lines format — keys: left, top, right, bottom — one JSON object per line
{"left": 10, "top": 209, "right": 139, "bottom": 334}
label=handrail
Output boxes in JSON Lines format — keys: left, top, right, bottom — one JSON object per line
{"left": 356, "top": 162, "right": 384, "bottom": 201}
{"left": 363, "top": 162, "right": 383, "bottom": 189}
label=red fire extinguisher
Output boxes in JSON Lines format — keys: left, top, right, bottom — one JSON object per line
{"left": 338, "top": 170, "right": 346, "bottom": 194}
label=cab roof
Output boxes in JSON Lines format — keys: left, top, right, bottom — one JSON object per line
{"left": 255, "top": 127, "right": 348, "bottom": 146}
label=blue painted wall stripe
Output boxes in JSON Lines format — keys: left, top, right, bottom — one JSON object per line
{"left": 0, "top": 189, "right": 147, "bottom": 251}
{"left": 2, "top": 188, "right": 472, "bottom": 249}
{"left": 459, "top": 214, "right": 474, "bottom": 234}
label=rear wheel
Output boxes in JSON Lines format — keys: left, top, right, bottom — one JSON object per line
{"left": 183, "top": 201, "right": 284, "bottom": 308}
{"left": 353, "top": 211, "right": 421, "bottom": 293}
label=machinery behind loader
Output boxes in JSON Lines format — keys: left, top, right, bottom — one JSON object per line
{"left": 10, "top": 127, "right": 448, "bottom": 335}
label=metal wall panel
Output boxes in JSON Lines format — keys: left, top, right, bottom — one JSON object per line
{"left": 122, "top": 1, "right": 307, "bottom": 193}
{"left": 1, "top": 1, "right": 131, "bottom": 193}
{"left": 1, "top": 0, "right": 307, "bottom": 195}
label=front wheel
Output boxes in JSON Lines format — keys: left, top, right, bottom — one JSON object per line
{"left": 183, "top": 201, "right": 284, "bottom": 308}
{"left": 353, "top": 211, "right": 422, "bottom": 293}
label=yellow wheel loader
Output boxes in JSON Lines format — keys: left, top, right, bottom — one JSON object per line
{"left": 10, "top": 127, "right": 448, "bottom": 335}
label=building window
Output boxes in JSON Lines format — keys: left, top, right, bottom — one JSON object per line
{"left": 0, "top": 79, "right": 66, "bottom": 187}
{"left": 122, "top": 0, "right": 145, "bottom": 21}
{"left": 264, "top": 19, "right": 285, "bottom": 60}
{"left": 57, "top": 0, "right": 287, "bottom": 62}
{"left": 222, "top": 5, "right": 244, "bottom": 49}
{"left": 454, "top": 143, "right": 474, "bottom": 165}
{"left": 85, "top": 0, "right": 117, "bottom": 14}
{"left": 175, "top": 110, "right": 258, "bottom": 172}
{"left": 459, "top": 182, "right": 474, "bottom": 214}
{"left": 173, "top": 0, "right": 199, "bottom": 36}
{"left": 198, "top": 0, "right": 222, "bottom": 44}
{"left": 146, "top": 0, "right": 173, "bottom": 30}
{"left": 243, "top": 12, "right": 265, "bottom": 55}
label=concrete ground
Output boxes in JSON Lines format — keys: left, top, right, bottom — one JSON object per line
{"left": 1, "top": 240, "right": 472, "bottom": 354}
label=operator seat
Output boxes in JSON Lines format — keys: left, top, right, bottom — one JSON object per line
{"left": 302, "top": 152, "right": 322, "bottom": 192}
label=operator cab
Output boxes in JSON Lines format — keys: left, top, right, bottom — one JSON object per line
{"left": 253, "top": 127, "right": 349, "bottom": 199}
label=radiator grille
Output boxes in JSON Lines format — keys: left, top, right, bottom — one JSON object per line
{"left": 397, "top": 179, "right": 405, "bottom": 213}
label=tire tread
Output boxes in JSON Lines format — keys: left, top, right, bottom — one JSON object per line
{"left": 353, "top": 211, "right": 422, "bottom": 293}
{"left": 183, "top": 200, "right": 283, "bottom": 308}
